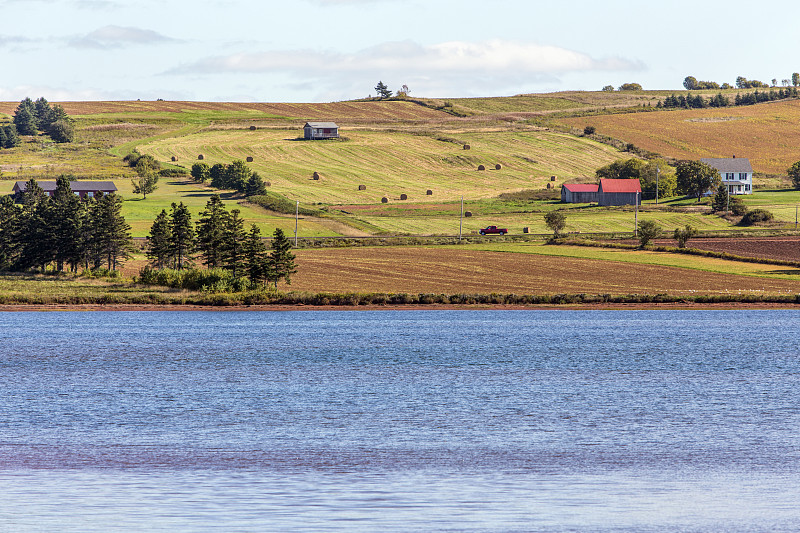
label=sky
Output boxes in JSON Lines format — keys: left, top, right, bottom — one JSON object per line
{"left": 2, "top": 0, "right": 799, "bottom": 103}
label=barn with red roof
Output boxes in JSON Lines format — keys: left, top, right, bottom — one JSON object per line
{"left": 561, "top": 183, "right": 599, "bottom": 203}
{"left": 597, "top": 179, "right": 641, "bottom": 206}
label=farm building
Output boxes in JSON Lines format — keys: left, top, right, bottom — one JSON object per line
{"left": 597, "top": 179, "right": 641, "bottom": 206}
{"left": 12, "top": 180, "right": 118, "bottom": 200}
{"left": 700, "top": 156, "right": 753, "bottom": 195}
{"left": 561, "top": 183, "right": 599, "bottom": 203}
{"left": 303, "top": 122, "right": 339, "bottom": 140}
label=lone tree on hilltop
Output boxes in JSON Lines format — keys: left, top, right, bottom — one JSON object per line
{"left": 683, "top": 76, "right": 698, "bottom": 90}
{"left": 375, "top": 80, "right": 392, "bottom": 99}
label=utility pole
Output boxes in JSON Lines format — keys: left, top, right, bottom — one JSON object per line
{"left": 295, "top": 201, "right": 299, "bottom": 246}
{"left": 726, "top": 187, "right": 730, "bottom": 214}
{"left": 459, "top": 195, "right": 463, "bottom": 243}
{"left": 634, "top": 191, "right": 639, "bottom": 237}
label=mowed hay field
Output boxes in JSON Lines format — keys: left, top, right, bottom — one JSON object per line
{"left": 291, "top": 246, "right": 800, "bottom": 295}
{"left": 560, "top": 99, "right": 800, "bottom": 174}
{"left": 139, "top": 129, "right": 623, "bottom": 204}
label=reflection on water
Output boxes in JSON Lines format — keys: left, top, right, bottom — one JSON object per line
{"left": 1, "top": 310, "right": 799, "bottom": 531}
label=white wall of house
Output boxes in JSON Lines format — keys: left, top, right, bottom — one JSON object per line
{"left": 720, "top": 172, "right": 752, "bottom": 195}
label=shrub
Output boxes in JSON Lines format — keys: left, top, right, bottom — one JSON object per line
{"left": 247, "top": 193, "right": 320, "bottom": 216}
{"left": 739, "top": 208, "right": 774, "bottom": 226}
{"left": 673, "top": 224, "right": 698, "bottom": 248}
{"left": 730, "top": 196, "right": 748, "bottom": 216}
{"left": 637, "top": 219, "right": 661, "bottom": 246}
{"left": 583, "top": 125, "right": 596, "bottom": 135}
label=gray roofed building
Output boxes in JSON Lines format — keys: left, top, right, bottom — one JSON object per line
{"left": 699, "top": 156, "right": 754, "bottom": 195}
{"left": 303, "top": 122, "right": 339, "bottom": 140}
{"left": 12, "top": 180, "right": 118, "bottom": 200}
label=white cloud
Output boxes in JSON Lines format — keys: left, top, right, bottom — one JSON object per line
{"left": 168, "top": 39, "right": 641, "bottom": 76}
{"left": 69, "top": 25, "right": 177, "bottom": 49}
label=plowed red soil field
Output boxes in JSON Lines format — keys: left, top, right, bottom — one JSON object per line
{"left": 291, "top": 247, "right": 800, "bottom": 295}
{"left": 656, "top": 237, "right": 800, "bottom": 263}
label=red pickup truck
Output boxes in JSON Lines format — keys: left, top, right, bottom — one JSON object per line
{"left": 479, "top": 225, "right": 508, "bottom": 235}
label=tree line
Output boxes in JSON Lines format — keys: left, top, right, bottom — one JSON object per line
{"left": 10, "top": 97, "right": 75, "bottom": 143}
{"left": 190, "top": 160, "right": 269, "bottom": 197}
{"left": 145, "top": 195, "right": 296, "bottom": 289}
{"left": 659, "top": 87, "right": 799, "bottom": 109}
{"left": 0, "top": 177, "right": 132, "bottom": 273}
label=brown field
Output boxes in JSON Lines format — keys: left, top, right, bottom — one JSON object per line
{"left": 0, "top": 100, "right": 451, "bottom": 122}
{"left": 559, "top": 99, "right": 800, "bottom": 174}
{"left": 672, "top": 237, "right": 800, "bottom": 263}
{"left": 290, "top": 247, "right": 800, "bottom": 295}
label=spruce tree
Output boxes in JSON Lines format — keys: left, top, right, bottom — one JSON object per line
{"left": 711, "top": 184, "right": 729, "bottom": 213}
{"left": 245, "top": 172, "right": 268, "bottom": 196}
{"left": 195, "top": 195, "right": 229, "bottom": 268}
{"left": 13, "top": 98, "right": 38, "bottom": 135}
{"left": 146, "top": 209, "right": 174, "bottom": 268}
{"left": 0, "top": 195, "right": 20, "bottom": 270}
{"left": 222, "top": 209, "right": 247, "bottom": 278}
{"left": 169, "top": 202, "right": 195, "bottom": 269}
{"left": 50, "top": 175, "right": 82, "bottom": 271}
{"left": 244, "top": 224, "right": 268, "bottom": 285}
{"left": 95, "top": 193, "right": 133, "bottom": 271}
{"left": 266, "top": 228, "right": 297, "bottom": 290}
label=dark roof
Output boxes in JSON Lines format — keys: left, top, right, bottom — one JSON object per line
{"left": 599, "top": 179, "right": 641, "bottom": 193}
{"left": 13, "top": 181, "right": 118, "bottom": 193}
{"left": 304, "top": 122, "right": 338, "bottom": 129}
{"left": 700, "top": 157, "right": 753, "bottom": 173}
{"left": 563, "top": 183, "right": 599, "bottom": 192}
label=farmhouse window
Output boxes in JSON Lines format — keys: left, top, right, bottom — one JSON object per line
{"left": 739, "top": 173, "right": 747, "bottom": 180}
{"left": 745, "top": 184, "right": 751, "bottom": 191}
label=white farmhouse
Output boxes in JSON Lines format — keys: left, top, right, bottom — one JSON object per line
{"left": 700, "top": 156, "right": 753, "bottom": 195}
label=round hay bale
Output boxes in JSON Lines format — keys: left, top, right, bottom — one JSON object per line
{"left": 312, "top": 171, "right": 320, "bottom": 180}
{"left": 249, "top": 125, "right": 256, "bottom": 130}
{"left": 358, "top": 184, "right": 366, "bottom": 191}
{"left": 495, "top": 163, "right": 502, "bottom": 170}
{"left": 523, "top": 227, "right": 529, "bottom": 234}
{"left": 426, "top": 189, "right": 433, "bottom": 196}
{"left": 198, "top": 154, "right": 204, "bottom": 160}
{"left": 477, "top": 164, "right": 486, "bottom": 171}
{"left": 400, "top": 193, "right": 408, "bottom": 200}
{"left": 381, "top": 197, "right": 388, "bottom": 203}
{"left": 246, "top": 156, "right": 254, "bottom": 163}
{"left": 265, "top": 181, "right": 271, "bottom": 187}
{"left": 171, "top": 156, "right": 177, "bottom": 162}
{"left": 464, "top": 211, "right": 472, "bottom": 217}
{"left": 463, "top": 144, "right": 471, "bottom": 150}
{"left": 546, "top": 183, "right": 552, "bottom": 189}
{"left": 550, "top": 175, "right": 556, "bottom": 181}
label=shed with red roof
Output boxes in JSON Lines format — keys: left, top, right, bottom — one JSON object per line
{"left": 561, "top": 183, "right": 599, "bottom": 203}
{"left": 598, "top": 178, "right": 641, "bottom": 206}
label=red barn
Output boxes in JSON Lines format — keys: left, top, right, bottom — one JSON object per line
{"left": 598, "top": 179, "right": 641, "bottom": 206}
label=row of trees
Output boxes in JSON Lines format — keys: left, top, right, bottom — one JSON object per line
{"left": 146, "top": 195, "right": 296, "bottom": 288}
{"left": 595, "top": 158, "right": 677, "bottom": 198}
{"left": 602, "top": 83, "right": 642, "bottom": 92}
{"left": 190, "top": 160, "right": 269, "bottom": 196}
{"left": 12, "top": 97, "right": 75, "bottom": 143}
{"left": 660, "top": 88, "right": 799, "bottom": 109}
{"left": 0, "top": 177, "right": 132, "bottom": 272}
{"left": 683, "top": 75, "right": 800, "bottom": 90}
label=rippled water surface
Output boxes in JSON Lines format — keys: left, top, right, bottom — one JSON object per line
{"left": 1, "top": 310, "right": 799, "bottom": 531}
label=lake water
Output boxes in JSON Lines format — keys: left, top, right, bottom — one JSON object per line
{"left": 1, "top": 310, "right": 799, "bottom": 532}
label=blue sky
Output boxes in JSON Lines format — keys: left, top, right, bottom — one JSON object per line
{"left": 2, "top": 0, "right": 799, "bottom": 102}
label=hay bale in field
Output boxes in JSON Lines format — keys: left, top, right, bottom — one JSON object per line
{"left": 250, "top": 125, "right": 256, "bottom": 130}
{"left": 400, "top": 193, "right": 408, "bottom": 200}
{"left": 463, "top": 144, "right": 471, "bottom": 150}
{"left": 523, "top": 227, "right": 529, "bottom": 234}
{"left": 426, "top": 189, "right": 433, "bottom": 196}
{"left": 381, "top": 197, "right": 388, "bottom": 203}
{"left": 495, "top": 163, "right": 502, "bottom": 170}
{"left": 265, "top": 181, "right": 271, "bottom": 187}
{"left": 171, "top": 156, "right": 177, "bottom": 162}
{"left": 198, "top": 154, "right": 204, "bottom": 160}
{"left": 312, "top": 171, "right": 320, "bottom": 180}
{"left": 546, "top": 183, "right": 552, "bottom": 189}
{"left": 358, "top": 184, "right": 366, "bottom": 190}
{"left": 246, "top": 156, "right": 254, "bottom": 163}
{"left": 477, "top": 164, "right": 486, "bottom": 171}
{"left": 550, "top": 175, "right": 556, "bottom": 181}
{"left": 464, "top": 211, "right": 472, "bottom": 217}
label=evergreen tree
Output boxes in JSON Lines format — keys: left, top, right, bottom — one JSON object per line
{"left": 195, "top": 195, "right": 229, "bottom": 268}
{"left": 245, "top": 172, "right": 268, "bottom": 196}
{"left": 169, "top": 202, "right": 195, "bottom": 269}
{"left": 224, "top": 160, "right": 251, "bottom": 192}
{"left": 15, "top": 179, "right": 50, "bottom": 271}
{"left": 34, "top": 97, "right": 54, "bottom": 130}
{"left": 244, "top": 224, "right": 268, "bottom": 285}
{"left": 0, "top": 195, "right": 20, "bottom": 270}
{"left": 375, "top": 81, "right": 392, "bottom": 99}
{"left": 94, "top": 193, "right": 133, "bottom": 270}
{"left": 222, "top": 209, "right": 247, "bottom": 278}
{"left": 266, "top": 228, "right": 297, "bottom": 290}
{"left": 145, "top": 209, "right": 174, "bottom": 268}
{"left": 48, "top": 119, "right": 75, "bottom": 143}
{"left": 209, "top": 163, "right": 227, "bottom": 189}
{"left": 13, "top": 98, "right": 38, "bottom": 135}
{"left": 131, "top": 174, "right": 159, "bottom": 199}
{"left": 0, "top": 126, "right": 6, "bottom": 148}
{"left": 711, "top": 184, "right": 729, "bottom": 212}
{"left": 50, "top": 175, "right": 82, "bottom": 271}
